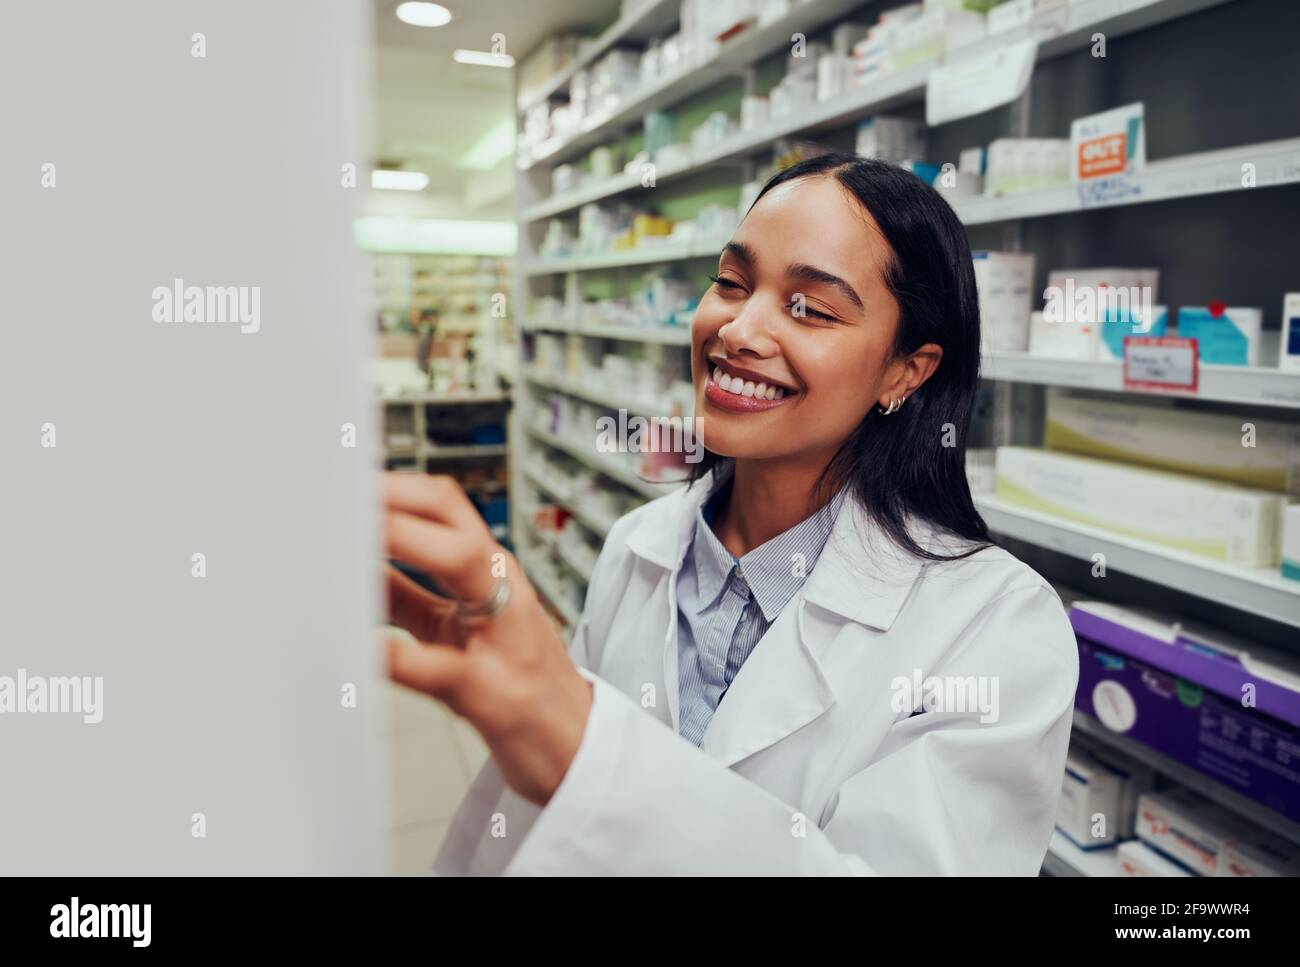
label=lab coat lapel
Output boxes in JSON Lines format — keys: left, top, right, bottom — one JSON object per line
{"left": 621, "top": 473, "right": 935, "bottom": 767}
{"left": 698, "top": 496, "right": 933, "bottom": 768}
{"left": 624, "top": 473, "right": 717, "bottom": 735}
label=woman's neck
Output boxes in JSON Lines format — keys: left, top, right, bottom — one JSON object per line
{"left": 711, "top": 457, "right": 836, "bottom": 558}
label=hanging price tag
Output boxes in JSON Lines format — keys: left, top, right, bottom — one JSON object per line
{"left": 926, "top": 38, "right": 1038, "bottom": 126}
{"left": 1123, "top": 335, "right": 1199, "bottom": 394}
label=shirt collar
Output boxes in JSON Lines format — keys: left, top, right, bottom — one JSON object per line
{"left": 689, "top": 478, "right": 849, "bottom": 623}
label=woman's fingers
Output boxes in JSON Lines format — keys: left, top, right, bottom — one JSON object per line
{"left": 385, "top": 566, "right": 461, "bottom": 645}
{"left": 385, "top": 509, "right": 498, "bottom": 604}
{"left": 383, "top": 472, "right": 484, "bottom": 534}
{"left": 384, "top": 630, "right": 467, "bottom": 699}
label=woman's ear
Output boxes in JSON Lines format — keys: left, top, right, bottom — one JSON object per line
{"left": 878, "top": 343, "right": 943, "bottom": 409}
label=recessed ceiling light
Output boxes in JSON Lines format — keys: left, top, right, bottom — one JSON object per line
{"left": 395, "top": 2, "right": 452, "bottom": 28}
{"left": 453, "top": 49, "right": 515, "bottom": 68}
{"left": 371, "top": 169, "right": 429, "bottom": 191}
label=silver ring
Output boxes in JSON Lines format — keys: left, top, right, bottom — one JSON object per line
{"left": 455, "top": 574, "right": 511, "bottom": 627}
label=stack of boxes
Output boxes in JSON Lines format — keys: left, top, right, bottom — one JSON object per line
{"left": 995, "top": 391, "right": 1299, "bottom": 570}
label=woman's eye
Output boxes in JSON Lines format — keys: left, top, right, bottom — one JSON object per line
{"left": 708, "top": 274, "right": 745, "bottom": 293}
{"left": 788, "top": 301, "right": 837, "bottom": 323}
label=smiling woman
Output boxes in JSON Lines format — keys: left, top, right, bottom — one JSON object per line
{"left": 689, "top": 154, "right": 989, "bottom": 564}
{"left": 386, "top": 153, "right": 1079, "bottom": 876}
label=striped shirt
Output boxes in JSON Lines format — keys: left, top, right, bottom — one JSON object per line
{"left": 675, "top": 477, "right": 848, "bottom": 746}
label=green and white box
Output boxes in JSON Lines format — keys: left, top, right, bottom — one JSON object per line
{"left": 1045, "top": 392, "right": 1300, "bottom": 494}
{"left": 995, "top": 446, "right": 1285, "bottom": 566}
{"left": 1283, "top": 503, "right": 1300, "bottom": 583}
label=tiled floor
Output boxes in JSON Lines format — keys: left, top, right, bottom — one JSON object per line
{"left": 386, "top": 682, "right": 488, "bottom": 874}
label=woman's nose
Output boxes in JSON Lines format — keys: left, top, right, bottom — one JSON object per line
{"left": 720, "top": 294, "right": 782, "bottom": 357}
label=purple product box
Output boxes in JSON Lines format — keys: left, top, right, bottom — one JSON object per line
{"left": 1069, "top": 602, "right": 1300, "bottom": 825}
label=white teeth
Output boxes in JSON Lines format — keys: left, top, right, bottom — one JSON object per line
{"left": 773, "top": 386, "right": 785, "bottom": 399}
{"left": 742, "top": 380, "right": 756, "bottom": 397}
{"left": 755, "top": 382, "right": 767, "bottom": 399}
{"left": 712, "top": 367, "right": 723, "bottom": 386}
{"left": 718, "top": 371, "right": 731, "bottom": 391}
{"left": 765, "top": 385, "right": 777, "bottom": 400}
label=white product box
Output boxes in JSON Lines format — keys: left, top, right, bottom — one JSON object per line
{"left": 994, "top": 446, "right": 1286, "bottom": 567}
{"left": 1282, "top": 293, "right": 1300, "bottom": 372}
{"left": 988, "top": 0, "right": 1069, "bottom": 34}
{"left": 1217, "top": 832, "right": 1300, "bottom": 876}
{"left": 1176, "top": 305, "right": 1264, "bottom": 367}
{"left": 1057, "top": 750, "right": 1123, "bottom": 847}
{"left": 965, "top": 447, "right": 996, "bottom": 495}
{"left": 740, "top": 94, "right": 770, "bottom": 131}
{"left": 1136, "top": 789, "right": 1252, "bottom": 876}
{"left": 1044, "top": 268, "right": 1161, "bottom": 360}
{"left": 817, "top": 53, "right": 852, "bottom": 102}
{"left": 892, "top": 8, "right": 987, "bottom": 70}
{"left": 1029, "top": 309, "right": 1099, "bottom": 359}
{"left": 1086, "top": 745, "right": 1157, "bottom": 841}
{"left": 1045, "top": 392, "right": 1300, "bottom": 494}
{"left": 986, "top": 138, "right": 1071, "bottom": 195}
{"left": 1046, "top": 267, "right": 1160, "bottom": 304}
{"left": 1284, "top": 503, "right": 1300, "bottom": 583}
{"left": 1071, "top": 102, "right": 1146, "bottom": 183}
{"left": 973, "top": 251, "right": 1035, "bottom": 353}
{"left": 1119, "top": 840, "right": 1193, "bottom": 877}
{"left": 855, "top": 116, "right": 927, "bottom": 162}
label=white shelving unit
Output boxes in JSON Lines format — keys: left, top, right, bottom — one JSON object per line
{"left": 511, "top": 0, "right": 1300, "bottom": 869}
{"left": 975, "top": 494, "right": 1300, "bottom": 629}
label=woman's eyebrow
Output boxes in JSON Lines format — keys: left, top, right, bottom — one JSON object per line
{"left": 787, "top": 262, "right": 864, "bottom": 310}
{"left": 723, "top": 241, "right": 757, "bottom": 265}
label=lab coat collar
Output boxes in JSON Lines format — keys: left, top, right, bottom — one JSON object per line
{"left": 624, "top": 468, "right": 936, "bottom": 633}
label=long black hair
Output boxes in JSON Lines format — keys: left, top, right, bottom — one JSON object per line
{"left": 688, "top": 152, "right": 994, "bottom": 564}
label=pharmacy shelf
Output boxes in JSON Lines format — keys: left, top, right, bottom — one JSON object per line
{"left": 1043, "top": 831, "right": 1125, "bottom": 877}
{"left": 380, "top": 390, "right": 507, "bottom": 404}
{"left": 526, "top": 424, "right": 678, "bottom": 500}
{"left": 523, "top": 468, "right": 618, "bottom": 539}
{"left": 524, "top": 241, "right": 720, "bottom": 275}
{"left": 520, "top": 132, "right": 1298, "bottom": 274}
{"left": 955, "top": 136, "right": 1300, "bottom": 226}
{"left": 520, "top": 318, "right": 693, "bottom": 344}
{"left": 422, "top": 443, "right": 508, "bottom": 460}
{"left": 518, "top": 0, "right": 681, "bottom": 113}
{"left": 520, "top": 0, "right": 1236, "bottom": 211}
{"left": 1072, "top": 710, "right": 1300, "bottom": 846}
{"left": 982, "top": 347, "right": 1300, "bottom": 410}
{"left": 521, "top": 0, "right": 872, "bottom": 169}
{"left": 524, "top": 368, "right": 669, "bottom": 414}
{"left": 973, "top": 493, "right": 1300, "bottom": 630}
{"left": 519, "top": 548, "right": 581, "bottom": 629}
{"left": 531, "top": 522, "right": 599, "bottom": 583}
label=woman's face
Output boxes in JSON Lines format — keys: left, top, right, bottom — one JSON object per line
{"left": 691, "top": 174, "right": 937, "bottom": 465}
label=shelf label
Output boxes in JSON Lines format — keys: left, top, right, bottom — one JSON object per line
{"left": 1123, "top": 335, "right": 1198, "bottom": 394}
{"left": 926, "top": 38, "right": 1038, "bottom": 126}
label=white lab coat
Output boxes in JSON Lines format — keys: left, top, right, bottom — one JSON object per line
{"left": 433, "top": 470, "right": 1079, "bottom": 875}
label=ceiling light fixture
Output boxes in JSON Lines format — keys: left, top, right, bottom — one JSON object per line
{"left": 453, "top": 49, "right": 515, "bottom": 68}
{"left": 395, "top": 2, "right": 452, "bottom": 28}
{"left": 371, "top": 169, "right": 429, "bottom": 191}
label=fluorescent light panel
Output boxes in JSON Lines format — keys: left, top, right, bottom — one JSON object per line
{"left": 453, "top": 49, "right": 515, "bottom": 68}
{"left": 371, "top": 170, "right": 429, "bottom": 191}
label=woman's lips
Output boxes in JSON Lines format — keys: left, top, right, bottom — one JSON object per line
{"left": 704, "top": 369, "right": 798, "bottom": 413}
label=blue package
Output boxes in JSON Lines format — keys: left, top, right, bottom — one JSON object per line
{"left": 1177, "top": 306, "right": 1261, "bottom": 366}
{"left": 1100, "top": 305, "right": 1168, "bottom": 359}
